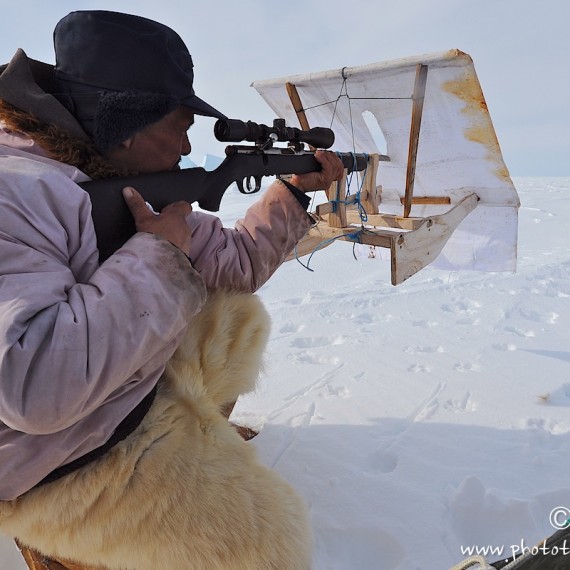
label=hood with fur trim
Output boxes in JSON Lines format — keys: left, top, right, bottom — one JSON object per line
{"left": 0, "top": 49, "right": 179, "bottom": 154}
{"left": 0, "top": 49, "right": 89, "bottom": 141}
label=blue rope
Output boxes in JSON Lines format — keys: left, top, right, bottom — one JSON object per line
{"left": 294, "top": 229, "right": 364, "bottom": 272}
{"left": 295, "top": 68, "right": 381, "bottom": 273}
{"left": 295, "top": 152, "right": 371, "bottom": 272}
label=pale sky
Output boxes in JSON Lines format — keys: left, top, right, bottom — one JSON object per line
{"left": 1, "top": 0, "right": 568, "bottom": 176}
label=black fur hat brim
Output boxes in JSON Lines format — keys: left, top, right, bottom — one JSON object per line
{"left": 93, "top": 91, "right": 178, "bottom": 151}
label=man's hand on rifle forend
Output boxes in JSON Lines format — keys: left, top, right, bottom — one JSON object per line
{"left": 122, "top": 186, "right": 193, "bottom": 257}
{"left": 290, "top": 150, "right": 345, "bottom": 192}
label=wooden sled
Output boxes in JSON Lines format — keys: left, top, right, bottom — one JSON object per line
{"left": 284, "top": 66, "right": 479, "bottom": 285}
{"left": 256, "top": 51, "right": 519, "bottom": 283}
{"left": 287, "top": 152, "right": 479, "bottom": 285}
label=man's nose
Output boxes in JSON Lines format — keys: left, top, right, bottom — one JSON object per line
{"left": 181, "top": 134, "right": 191, "bottom": 156}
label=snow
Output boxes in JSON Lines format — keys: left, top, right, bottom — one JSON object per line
{"left": 2, "top": 177, "right": 569, "bottom": 569}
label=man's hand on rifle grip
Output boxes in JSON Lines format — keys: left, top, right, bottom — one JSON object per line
{"left": 123, "top": 186, "right": 193, "bottom": 257}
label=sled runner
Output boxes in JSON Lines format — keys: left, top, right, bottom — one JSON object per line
{"left": 253, "top": 49, "right": 520, "bottom": 284}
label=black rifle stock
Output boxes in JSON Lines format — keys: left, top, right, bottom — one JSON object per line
{"left": 79, "top": 119, "right": 369, "bottom": 262}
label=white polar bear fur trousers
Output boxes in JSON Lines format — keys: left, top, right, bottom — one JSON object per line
{"left": 0, "top": 292, "right": 313, "bottom": 569}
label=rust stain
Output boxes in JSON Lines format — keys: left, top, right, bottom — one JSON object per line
{"left": 442, "top": 69, "right": 511, "bottom": 182}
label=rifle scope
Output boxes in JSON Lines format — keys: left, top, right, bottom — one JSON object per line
{"left": 214, "top": 118, "right": 335, "bottom": 149}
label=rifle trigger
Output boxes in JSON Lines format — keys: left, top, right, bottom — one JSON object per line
{"left": 240, "top": 176, "right": 261, "bottom": 195}
{"left": 236, "top": 176, "right": 262, "bottom": 195}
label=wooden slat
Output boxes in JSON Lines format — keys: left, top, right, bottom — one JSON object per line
{"left": 292, "top": 222, "right": 420, "bottom": 253}
{"left": 403, "top": 64, "right": 429, "bottom": 218}
{"left": 285, "top": 82, "right": 312, "bottom": 133}
{"left": 360, "top": 153, "right": 381, "bottom": 215}
{"left": 325, "top": 173, "right": 348, "bottom": 228}
{"left": 346, "top": 211, "right": 424, "bottom": 230}
{"left": 399, "top": 196, "right": 451, "bottom": 205}
{"left": 284, "top": 228, "right": 335, "bottom": 261}
{"left": 315, "top": 202, "right": 335, "bottom": 217}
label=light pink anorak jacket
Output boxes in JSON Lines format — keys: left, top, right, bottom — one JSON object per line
{"left": 0, "top": 129, "right": 311, "bottom": 499}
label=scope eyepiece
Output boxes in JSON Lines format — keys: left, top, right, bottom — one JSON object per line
{"left": 214, "top": 118, "right": 335, "bottom": 149}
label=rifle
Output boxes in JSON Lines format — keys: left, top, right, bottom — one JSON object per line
{"left": 79, "top": 118, "right": 369, "bottom": 262}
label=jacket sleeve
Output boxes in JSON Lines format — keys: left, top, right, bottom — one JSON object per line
{"left": 188, "top": 180, "right": 313, "bottom": 292}
{"left": 0, "top": 165, "right": 206, "bottom": 435}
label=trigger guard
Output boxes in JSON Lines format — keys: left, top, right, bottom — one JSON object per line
{"left": 240, "top": 176, "right": 262, "bottom": 194}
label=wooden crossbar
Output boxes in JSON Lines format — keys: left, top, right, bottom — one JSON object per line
{"left": 400, "top": 196, "right": 450, "bottom": 205}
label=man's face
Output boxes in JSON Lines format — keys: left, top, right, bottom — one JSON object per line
{"left": 104, "top": 106, "right": 194, "bottom": 173}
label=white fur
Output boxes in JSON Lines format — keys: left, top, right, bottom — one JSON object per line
{"left": 0, "top": 292, "right": 312, "bottom": 569}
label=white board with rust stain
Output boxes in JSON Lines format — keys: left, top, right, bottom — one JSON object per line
{"left": 252, "top": 49, "right": 519, "bottom": 273}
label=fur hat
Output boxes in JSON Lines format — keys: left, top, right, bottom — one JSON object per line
{"left": 52, "top": 11, "right": 226, "bottom": 150}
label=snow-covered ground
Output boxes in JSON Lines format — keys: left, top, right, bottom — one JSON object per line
{"left": 2, "top": 177, "right": 569, "bottom": 569}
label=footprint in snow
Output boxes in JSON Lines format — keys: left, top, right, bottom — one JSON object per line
{"left": 290, "top": 351, "right": 341, "bottom": 366}
{"left": 408, "top": 363, "right": 433, "bottom": 373}
{"left": 518, "top": 309, "right": 560, "bottom": 324}
{"left": 546, "top": 312, "right": 560, "bottom": 324}
{"left": 443, "top": 392, "right": 477, "bottom": 413}
{"left": 453, "top": 361, "right": 480, "bottom": 373}
{"left": 455, "top": 317, "right": 481, "bottom": 326}
{"left": 412, "top": 319, "right": 439, "bottom": 328}
{"left": 503, "top": 326, "right": 536, "bottom": 338}
{"left": 354, "top": 312, "right": 375, "bottom": 324}
{"left": 325, "top": 384, "right": 350, "bottom": 398}
{"left": 404, "top": 345, "right": 445, "bottom": 355}
{"left": 367, "top": 449, "right": 399, "bottom": 473}
{"left": 278, "top": 322, "right": 305, "bottom": 334}
{"left": 522, "top": 417, "right": 570, "bottom": 436}
{"left": 290, "top": 335, "right": 347, "bottom": 349}
{"left": 441, "top": 299, "right": 482, "bottom": 315}
{"left": 492, "top": 343, "right": 517, "bottom": 351}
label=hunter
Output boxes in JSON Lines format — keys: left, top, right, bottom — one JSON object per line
{"left": 0, "top": 10, "right": 343, "bottom": 570}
